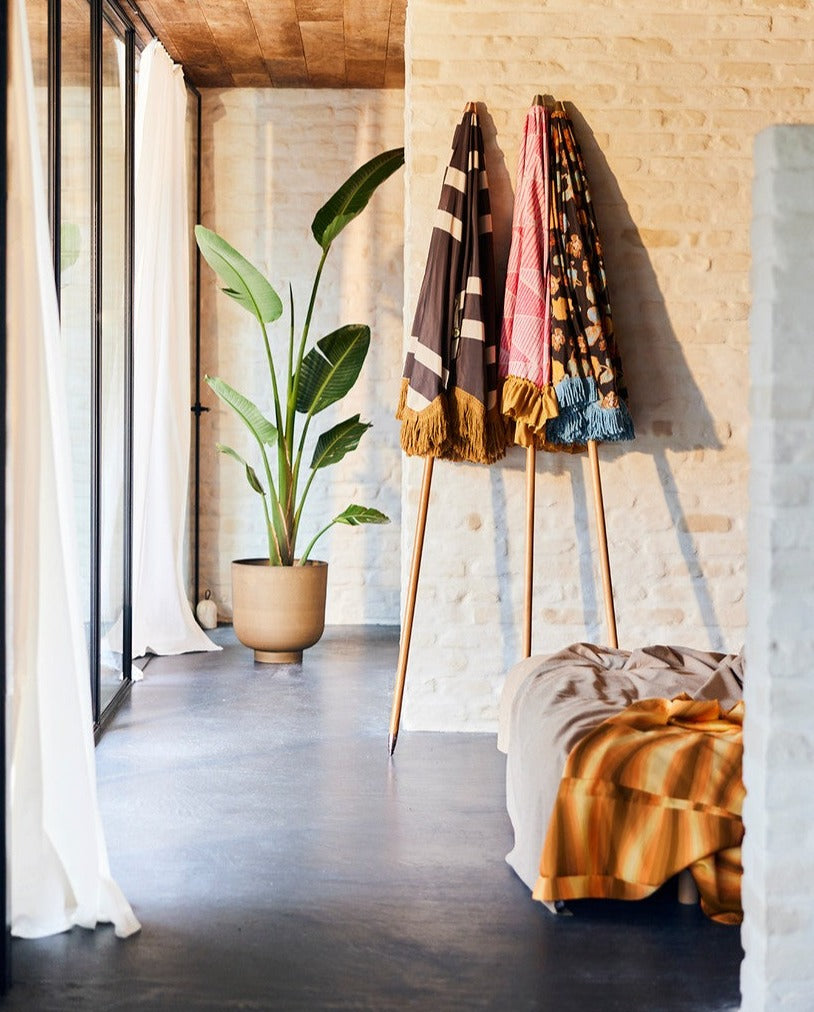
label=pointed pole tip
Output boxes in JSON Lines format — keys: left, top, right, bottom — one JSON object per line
{"left": 388, "top": 731, "right": 397, "bottom": 756}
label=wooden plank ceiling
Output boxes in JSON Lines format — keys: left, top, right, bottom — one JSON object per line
{"left": 138, "top": 0, "right": 406, "bottom": 88}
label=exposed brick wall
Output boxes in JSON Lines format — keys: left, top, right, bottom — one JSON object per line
{"left": 742, "top": 125, "right": 814, "bottom": 1012}
{"left": 402, "top": 1, "right": 814, "bottom": 730}
{"left": 199, "top": 89, "right": 404, "bottom": 625}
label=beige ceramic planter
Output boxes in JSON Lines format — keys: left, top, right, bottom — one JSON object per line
{"left": 231, "top": 559, "right": 328, "bottom": 663}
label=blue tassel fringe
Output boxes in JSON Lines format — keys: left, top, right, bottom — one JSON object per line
{"left": 547, "top": 376, "right": 635, "bottom": 445}
{"left": 553, "top": 375, "right": 598, "bottom": 408}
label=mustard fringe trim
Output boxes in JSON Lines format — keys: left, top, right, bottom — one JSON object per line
{"left": 500, "top": 376, "right": 586, "bottom": 454}
{"left": 501, "top": 376, "right": 560, "bottom": 432}
{"left": 397, "top": 379, "right": 508, "bottom": 464}
{"left": 502, "top": 417, "right": 585, "bottom": 454}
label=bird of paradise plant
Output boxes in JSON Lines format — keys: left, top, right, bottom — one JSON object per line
{"left": 195, "top": 147, "right": 404, "bottom": 566}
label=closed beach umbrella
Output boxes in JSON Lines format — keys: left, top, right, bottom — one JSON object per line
{"left": 390, "top": 103, "right": 507, "bottom": 753}
{"left": 500, "top": 100, "right": 633, "bottom": 450}
{"left": 500, "top": 98, "right": 634, "bottom": 656}
{"left": 499, "top": 100, "right": 558, "bottom": 448}
{"left": 397, "top": 104, "right": 506, "bottom": 464}
{"left": 544, "top": 105, "right": 633, "bottom": 447}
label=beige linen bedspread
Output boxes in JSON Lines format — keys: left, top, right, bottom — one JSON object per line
{"left": 497, "top": 643, "right": 743, "bottom": 891}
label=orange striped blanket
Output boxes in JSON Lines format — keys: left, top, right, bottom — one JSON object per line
{"left": 533, "top": 695, "right": 744, "bottom": 924}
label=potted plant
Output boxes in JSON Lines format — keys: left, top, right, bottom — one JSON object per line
{"left": 196, "top": 147, "right": 404, "bottom": 663}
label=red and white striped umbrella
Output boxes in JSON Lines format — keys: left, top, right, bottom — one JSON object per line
{"left": 499, "top": 101, "right": 559, "bottom": 447}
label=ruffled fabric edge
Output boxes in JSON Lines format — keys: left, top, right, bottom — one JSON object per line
{"left": 500, "top": 375, "right": 559, "bottom": 444}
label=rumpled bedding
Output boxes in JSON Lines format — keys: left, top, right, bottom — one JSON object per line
{"left": 498, "top": 643, "right": 744, "bottom": 896}
{"left": 534, "top": 695, "right": 744, "bottom": 924}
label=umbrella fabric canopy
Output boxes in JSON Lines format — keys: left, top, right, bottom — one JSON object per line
{"left": 545, "top": 107, "right": 633, "bottom": 447}
{"left": 500, "top": 103, "right": 634, "bottom": 450}
{"left": 397, "top": 106, "right": 507, "bottom": 464}
{"left": 499, "top": 102, "right": 559, "bottom": 448}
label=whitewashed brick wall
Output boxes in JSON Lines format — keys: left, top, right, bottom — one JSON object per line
{"left": 199, "top": 89, "right": 404, "bottom": 625}
{"left": 741, "top": 125, "right": 814, "bottom": 1012}
{"left": 402, "top": 0, "right": 814, "bottom": 731}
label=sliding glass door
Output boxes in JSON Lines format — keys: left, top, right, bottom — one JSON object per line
{"left": 60, "top": 0, "right": 93, "bottom": 693}
{"left": 98, "top": 9, "right": 130, "bottom": 711}
{"left": 33, "top": 0, "right": 136, "bottom": 731}
{"left": 11, "top": 0, "right": 202, "bottom": 736}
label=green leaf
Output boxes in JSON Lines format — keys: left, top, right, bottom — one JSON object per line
{"left": 216, "top": 444, "right": 265, "bottom": 495}
{"left": 311, "top": 147, "right": 404, "bottom": 251}
{"left": 310, "top": 415, "right": 371, "bottom": 471}
{"left": 296, "top": 325, "right": 370, "bottom": 415}
{"left": 206, "top": 375, "right": 278, "bottom": 447}
{"left": 333, "top": 504, "right": 390, "bottom": 527}
{"left": 195, "top": 226, "right": 283, "bottom": 324}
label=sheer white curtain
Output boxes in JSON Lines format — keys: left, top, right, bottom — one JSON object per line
{"left": 6, "top": 0, "right": 139, "bottom": 939}
{"left": 132, "top": 40, "right": 218, "bottom": 656}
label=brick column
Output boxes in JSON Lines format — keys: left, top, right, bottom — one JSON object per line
{"left": 742, "top": 125, "right": 814, "bottom": 1011}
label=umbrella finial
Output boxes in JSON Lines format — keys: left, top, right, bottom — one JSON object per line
{"left": 465, "top": 101, "right": 477, "bottom": 114}
{"left": 532, "top": 94, "right": 544, "bottom": 106}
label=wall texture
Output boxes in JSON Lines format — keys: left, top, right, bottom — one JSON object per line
{"left": 742, "top": 124, "right": 814, "bottom": 1012}
{"left": 402, "top": 0, "right": 814, "bottom": 730}
{"left": 199, "top": 89, "right": 404, "bottom": 625}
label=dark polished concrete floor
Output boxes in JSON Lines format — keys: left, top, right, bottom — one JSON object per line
{"left": 7, "top": 627, "right": 742, "bottom": 1011}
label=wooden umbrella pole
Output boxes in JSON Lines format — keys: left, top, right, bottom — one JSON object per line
{"left": 388, "top": 455, "right": 435, "bottom": 755}
{"left": 587, "top": 439, "right": 618, "bottom": 649}
{"left": 523, "top": 444, "right": 536, "bottom": 659}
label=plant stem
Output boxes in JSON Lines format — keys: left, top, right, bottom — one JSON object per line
{"left": 260, "top": 491, "right": 282, "bottom": 565}
{"left": 286, "top": 245, "right": 330, "bottom": 447}
{"left": 285, "top": 246, "right": 330, "bottom": 536}
{"left": 281, "top": 285, "right": 297, "bottom": 545}
{"left": 298, "top": 519, "right": 335, "bottom": 565}
{"left": 260, "top": 318, "right": 284, "bottom": 437}
{"left": 286, "top": 283, "right": 295, "bottom": 402}
{"left": 256, "top": 441, "right": 290, "bottom": 564}
{"left": 290, "top": 463, "right": 320, "bottom": 550}
{"left": 290, "top": 414, "right": 313, "bottom": 510}
{"left": 260, "top": 317, "right": 289, "bottom": 514}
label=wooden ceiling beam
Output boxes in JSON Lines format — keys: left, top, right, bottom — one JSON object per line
{"left": 200, "top": 0, "right": 270, "bottom": 82}
{"left": 246, "top": 0, "right": 305, "bottom": 64}
{"left": 137, "top": 0, "right": 406, "bottom": 89}
{"left": 295, "top": 0, "right": 343, "bottom": 21}
{"left": 300, "top": 18, "right": 345, "bottom": 87}
{"left": 144, "top": 0, "right": 208, "bottom": 26}
{"left": 385, "top": 0, "right": 405, "bottom": 88}
{"left": 157, "top": 20, "right": 231, "bottom": 87}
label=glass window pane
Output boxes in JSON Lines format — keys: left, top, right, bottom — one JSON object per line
{"left": 61, "top": 0, "right": 92, "bottom": 660}
{"left": 98, "top": 17, "right": 127, "bottom": 707}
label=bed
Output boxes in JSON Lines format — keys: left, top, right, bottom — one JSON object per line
{"left": 497, "top": 643, "right": 745, "bottom": 923}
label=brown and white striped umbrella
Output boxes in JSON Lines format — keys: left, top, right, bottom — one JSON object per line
{"left": 397, "top": 104, "right": 507, "bottom": 464}
{"left": 389, "top": 103, "right": 508, "bottom": 754}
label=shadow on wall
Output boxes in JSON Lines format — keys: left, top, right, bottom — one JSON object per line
{"left": 478, "top": 102, "right": 726, "bottom": 663}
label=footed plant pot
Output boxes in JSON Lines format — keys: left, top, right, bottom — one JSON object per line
{"left": 231, "top": 559, "right": 328, "bottom": 663}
